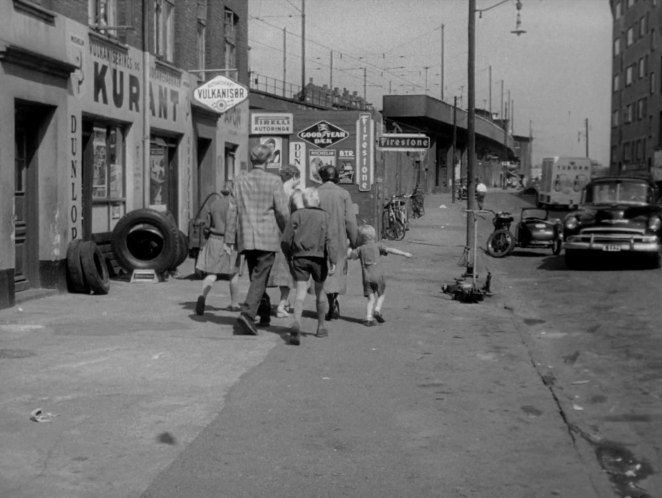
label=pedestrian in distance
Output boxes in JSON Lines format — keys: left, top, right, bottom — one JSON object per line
{"left": 225, "top": 144, "right": 290, "bottom": 336}
{"left": 475, "top": 177, "right": 487, "bottom": 210}
{"left": 194, "top": 180, "right": 241, "bottom": 316}
{"left": 347, "top": 224, "right": 412, "bottom": 327}
{"left": 280, "top": 187, "right": 337, "bottom": 345}
{"left": 317, "top": 165, "right": 358, "bottom": 321}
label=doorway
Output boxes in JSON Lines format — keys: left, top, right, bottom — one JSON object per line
{"left": 14, "top": 102, "right": 52, "bottom": 292}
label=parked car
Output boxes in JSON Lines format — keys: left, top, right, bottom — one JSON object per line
{"left": 563, "top": 176, "right": 662, "bottom": 269}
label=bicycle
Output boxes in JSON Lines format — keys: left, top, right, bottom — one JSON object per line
{"left": 382, "top": 196, "right": 406, "bottom": 240}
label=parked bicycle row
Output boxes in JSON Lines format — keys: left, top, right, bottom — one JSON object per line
{"left": 381, "top": 186, "right": 425, "bottom": 240}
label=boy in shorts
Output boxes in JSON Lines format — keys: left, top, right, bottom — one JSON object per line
{"left": 348, "top": 224, "right": 412, "bottom": 326}
{"left": 280, "top": 188, "right": 337, "bottom": 345}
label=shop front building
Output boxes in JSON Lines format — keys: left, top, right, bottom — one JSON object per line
{"left": 0, "top": 1, "right": 248, "bottom": 309}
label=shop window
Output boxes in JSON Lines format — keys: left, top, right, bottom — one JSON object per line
{"left": 155, "top": 0, "right": 175, "bottom": 61}
{"left": 149, "top": 136, "right": 178, "bottom": 214}
{"left": 225, "top": 144, "right": 237, "bottom": 180}
{"left": 89, "top": 123, "right": 125, "bottom": 233}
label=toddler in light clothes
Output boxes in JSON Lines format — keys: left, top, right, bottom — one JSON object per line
{"left": 348, "top": 224, "right": 412, "bottom": 326}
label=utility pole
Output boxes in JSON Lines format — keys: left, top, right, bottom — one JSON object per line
{"left": 300, "top": 0, "right": 306, "bottom": 102}
{"left": 363, "top": 67, "right": 367, "bottom": 101}
{"left": 282, "top": 28, "right": 287, "bottom": 97}
{"left": 585, "top": 117, "right": 590, "bottom": 157}
{"left": 489, "top": 65, "right": 492, "bottom": 116}
{"left": 329, "top": 50, "right": 333, "bottom": 88}
{"left": 441, "top": 24, "right": 445, "bottom": 101}
{"left": 452, "top": 95, "right": 458, "bottom": 203}
{"left": 467, "top": 0, "right": 477, "bottom": 276}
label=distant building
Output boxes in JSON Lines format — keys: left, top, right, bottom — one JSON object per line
{"left": 609, "top": 0, "right": 662, "bottom": 179}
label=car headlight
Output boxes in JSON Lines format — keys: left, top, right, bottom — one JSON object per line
{"left": 564, "top": 216, "right": 578, "bottom": 230}
{"left": 648, "top": 215, "right": 661, "bottom": 232}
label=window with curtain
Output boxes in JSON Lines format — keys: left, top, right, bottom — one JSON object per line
{"left": 89, "top": 0, "right": 117, "bottom": 35}
{"left": 224, "top": 8, "right": 238, "bottom": 70}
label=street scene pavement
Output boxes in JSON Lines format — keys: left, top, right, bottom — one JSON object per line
{"left": 1, "top": 192, "right": 616, "bottom": 497}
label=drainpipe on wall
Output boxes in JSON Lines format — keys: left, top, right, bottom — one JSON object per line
{"left": 142, "top": 0, "right": 150, "bottom": 208}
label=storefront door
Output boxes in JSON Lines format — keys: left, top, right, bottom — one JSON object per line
{"left": 14, "top": 103, "right": 46, "bottom": 292}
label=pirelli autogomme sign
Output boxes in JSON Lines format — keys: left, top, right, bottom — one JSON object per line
{"left": 297, "top": 120, "right": 350, "bottom": 149}
{"left": 378, "top": 133, "right": 430, "bottom": 151}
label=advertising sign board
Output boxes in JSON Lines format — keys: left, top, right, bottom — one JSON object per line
{"left": 193, "top": 75, "right": 248, "bottom": 113}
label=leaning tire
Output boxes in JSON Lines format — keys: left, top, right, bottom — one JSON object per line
{"left": 79, "top": 241, "right": 110, "bottom": 295}
{"left": 486, "top": 229, "right": 515, "bottom": 258}
{"left": 111, "top": 208, "right": 179, "bottom": 274}
{"left": 66, "top": 239, "right": 89, "bottom": 293}
{"left": 170, "top": 230, "right": 188, "bottom": 270}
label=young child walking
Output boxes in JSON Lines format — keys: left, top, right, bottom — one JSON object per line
{"left": 280, "top": 188, "right": 337, "bottom": 345}
{"left": 348, "top": 224, "right": 412, "bottom": 326}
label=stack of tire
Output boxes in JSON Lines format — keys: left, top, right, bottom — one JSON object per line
{"left": 110, "top": 208, "right": 188, "bottom": 277}
{"left": 66, "top": 240, "right": 110, "bottom": 295}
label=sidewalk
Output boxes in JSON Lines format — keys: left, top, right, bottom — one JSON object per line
{"left": 0, "top": 193, "right": 609, "bottom": 497}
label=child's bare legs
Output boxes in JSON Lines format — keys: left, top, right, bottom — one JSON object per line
{"left": 314, "top": 281, "right": 329, "bottom": 337}
{"left": 373, "top": 292, "right": 386, "bottom": 323}
{"left": 292, "top": 280, "right": 308, "bottom": 328}
{"left": 366, "top": 291, "right": 377, "bottom": 322}
{"left": 196, "top": 274, "right": 217, "bottom": 315}
{"left": 277, "top": 286, "right": 291, "bottom": 316}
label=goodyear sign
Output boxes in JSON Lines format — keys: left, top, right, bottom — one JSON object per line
{"left": 297, "top": 120, "right": 349, "bottom": 149}
{"left": 378, "top": 133, "right": 430, "bottom": 151}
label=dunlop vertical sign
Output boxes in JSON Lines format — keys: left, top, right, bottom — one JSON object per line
{"left": 356, "top": 113, "right": 374, "bottom": 192}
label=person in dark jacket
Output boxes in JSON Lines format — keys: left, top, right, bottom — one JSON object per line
{"left": 281, "top": 187, "right": 337, "bottom": 345}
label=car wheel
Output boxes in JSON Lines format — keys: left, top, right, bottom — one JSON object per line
{"left": 565, "top": 249, "right": 582, "bottom": 269}
{"left": 486, "top": 229, "right": 515, "bottom": 258}
{"left": 111, "top": 208, "right": 179, "bottom": 274}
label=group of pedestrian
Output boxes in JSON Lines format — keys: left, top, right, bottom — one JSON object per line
{"left": 194, "top": 143, "right": 412, "bottom": 346}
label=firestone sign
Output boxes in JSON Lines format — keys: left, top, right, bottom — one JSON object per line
{"left": 297, "top": 120, "right": 349, "bottom": 149}
{"left": 193, "top": 75, "right": 248, "bottom": 113}
{"left": 378, "top": 133, "right": 430, "bottom": 151}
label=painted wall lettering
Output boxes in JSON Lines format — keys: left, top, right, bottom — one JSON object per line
{"left": 69, "top": 114, "right": 82, "bottom": 239}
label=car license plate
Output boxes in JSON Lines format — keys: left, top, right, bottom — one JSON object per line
{"left": 603, "top": 245, "right": 621, "bottom": 252}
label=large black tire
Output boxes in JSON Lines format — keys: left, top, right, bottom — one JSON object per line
{"left": 170, "top": 230, "right": 188, "bottom": 270}
{"left": 66, "top": 239, "right": 89, "bottom": 293}
{"left": 486, "top": 229, "right": 515, "bottom": 258}
{"left": 79, "top": 241, "right": 110, "bottom": 295}
{"left": 111, "top": 208, "right": 179, "bottom": 274}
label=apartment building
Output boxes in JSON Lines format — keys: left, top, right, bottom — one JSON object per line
{"left": 610, "top": 0, "right": 662, "bottom": 177}
{"left": 0, "top": 0, "right": 249, "bottom": 308}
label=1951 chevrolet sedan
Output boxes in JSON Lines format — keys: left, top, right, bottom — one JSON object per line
{"left": 563, "top": 176, "right": 662, "bottom": 269}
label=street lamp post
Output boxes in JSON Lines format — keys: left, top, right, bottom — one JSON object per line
{"left": 465, "top": 0, "right": 524, "bottom": 279}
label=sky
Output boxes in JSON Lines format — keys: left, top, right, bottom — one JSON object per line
{"left": 248, "top": 0, "right": 613, "bottom": 168}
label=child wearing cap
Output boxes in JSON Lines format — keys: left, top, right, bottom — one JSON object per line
{"left": 348, "top": 224, "right": 412, "bottom": 326}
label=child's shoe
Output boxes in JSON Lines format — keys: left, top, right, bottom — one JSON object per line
{"left": 373, "top": 311, "right": 385, "bottom": 323}
{"left": 363, "top": 319, "right": 376, "bottom": 327}
{"left": 316, "top": 326, "right": 328, "bottom": 338}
